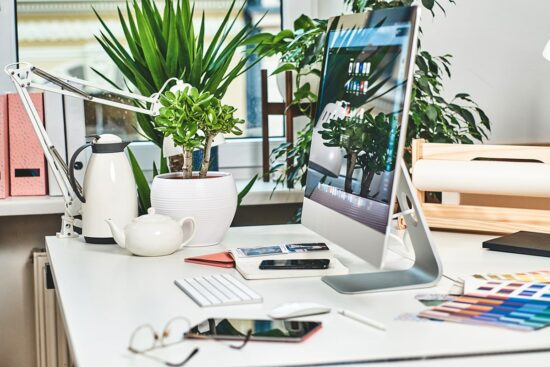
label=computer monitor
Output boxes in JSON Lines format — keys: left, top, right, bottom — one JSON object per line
{"left": 302, "top": 6, "right": 441, "bottom": 293}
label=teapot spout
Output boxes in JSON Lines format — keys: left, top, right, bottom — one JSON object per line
{"left": 105, "top": 218, "right": 126, "bottom": 248}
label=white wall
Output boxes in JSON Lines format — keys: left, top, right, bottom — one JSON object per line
{"left": 420, "top": 1, "right": 550, "bottom": 144}
{"left": 0, "top": 0, "right": 17, "bottom": 92}
{"left": 282, "top": 0, "right": 345, "bottom": 29}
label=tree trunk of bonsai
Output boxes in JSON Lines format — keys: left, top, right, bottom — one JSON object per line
{"left": 169, "top": 154, "right": 184, "bottom": 173}
{"left": 182, "top": 149, "right": 193, "bottom": 179}
{"left": 199, "top": 134, "right": 215, "bottom": 179}
{"left": 344, "top": 151, "right": 357, "bottom": 193}
{"left": 360, "top": 170, "right": 375, "bottom": 198}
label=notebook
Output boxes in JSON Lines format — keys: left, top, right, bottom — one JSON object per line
{"left": 185, "top": 251, "right": 235, "bottom": 268}
{"left": 228, "top": 244, "right": 348, "bottom": 280}
{"left": 482, "top": 231, "right": 550, "bottom": 258}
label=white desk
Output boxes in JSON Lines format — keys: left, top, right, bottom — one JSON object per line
{"left": 46, "top": 225, "right": 550, "bottom": 367}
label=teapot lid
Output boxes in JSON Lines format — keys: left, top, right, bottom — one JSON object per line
{"left": 94, "top": 134, "right": 122, "bottom": 144}
{"left": 133, "top": 208, "right": 173, "bottom": 224}
{"left": 92, "top": 134, "right": 129, "bottom": 154}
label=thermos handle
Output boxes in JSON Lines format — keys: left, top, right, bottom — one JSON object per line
{"left": 69, "top": 142, "right": 92, "bottom": 204}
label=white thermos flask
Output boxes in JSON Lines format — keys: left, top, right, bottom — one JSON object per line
{"left": 69, "top": 134, "right": 138, "bottom": 244}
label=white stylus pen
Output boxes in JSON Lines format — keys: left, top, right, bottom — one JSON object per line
{"left": 337, "top": 309, "right": 386, "bottom": 331}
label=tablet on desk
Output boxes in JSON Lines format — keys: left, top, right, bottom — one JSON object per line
{"left": 185, "top": 318, "right": 322, "bottom": 343}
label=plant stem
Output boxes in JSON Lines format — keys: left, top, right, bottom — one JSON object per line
{"left": 360, "top": 170, "right": 375, "bottom": 198}
{"left": 199, "top": 134, "right": 215, "bottom": 178}
{"left": 344, "top": 151, "right": 357, "bottom": 193}
{"left": 182, "top": 149, "right": 193, "bottom": 179}
{"left": 169, "top": 154, "right": 184, "bottom": 173}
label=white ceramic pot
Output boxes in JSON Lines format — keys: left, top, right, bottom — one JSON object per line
{"left": 151, "top": 172, "right": 237, "bottom": 247}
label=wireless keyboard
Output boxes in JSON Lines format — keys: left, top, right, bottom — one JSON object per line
{"left": 174, "top": 273, "right": 263, "bottom": 307}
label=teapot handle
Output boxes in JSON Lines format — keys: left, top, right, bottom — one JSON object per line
{"left": 178, "top": 217, "right": 196, "bottom": 249}
{"left": 69, "top": 142, "right": 92, "bottom": 203}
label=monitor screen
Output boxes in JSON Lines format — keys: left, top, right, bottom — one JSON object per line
{"left": 305, "top": 7, "right": 418, "bottom": 234}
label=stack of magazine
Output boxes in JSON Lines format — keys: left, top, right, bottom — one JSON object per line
{"left": 229, "top": 243, "right": 348, "bottom": 280}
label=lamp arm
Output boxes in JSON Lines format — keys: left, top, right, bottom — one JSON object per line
{"left": 4, "top": 62, "right": 174, "bottom": 238}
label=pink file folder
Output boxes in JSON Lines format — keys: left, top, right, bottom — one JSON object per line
{"left": 0, "top": 95, "right": 8, "bottom": 198}
{"left": 8, "top": 93, "right": 47, "bottom": 196}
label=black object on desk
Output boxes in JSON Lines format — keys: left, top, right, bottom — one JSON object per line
{"left": 259, "top": 259, "right": 330, "bottom": 270}
{"left": 483, "top": 231, "right": 550, "bottom": 257}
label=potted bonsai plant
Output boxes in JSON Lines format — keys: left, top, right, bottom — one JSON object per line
{"left": 150, "top": 86, "right": 244, "bottom": 246}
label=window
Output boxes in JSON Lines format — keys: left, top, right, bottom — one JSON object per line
{"left": 16, "top": 0, "right": 283, "bottom": 140}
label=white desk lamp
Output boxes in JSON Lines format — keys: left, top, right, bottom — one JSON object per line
{"left": 544, "top": 39, "right": 550, "bottom": 61}
{"left": 4, "top": 62, "right": 176, "bottom": 238}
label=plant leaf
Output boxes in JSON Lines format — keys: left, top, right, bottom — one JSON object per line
{"left": 127, "top": 147, "right": 151, "bottom": 214}
{"left": 237, "top": 174, "right": 258, "bottom": 207}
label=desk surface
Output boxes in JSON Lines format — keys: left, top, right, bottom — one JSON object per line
{"left": 47, "top": 225, "right": 550, "bottom": 367}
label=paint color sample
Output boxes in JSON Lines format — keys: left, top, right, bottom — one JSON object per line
{"left": 470, "top": 280, "right": 550, "bottom": 301}
{"left": 472, "top": 270, "right": 550, "bottom": 283}
{"left": 419, "top": 280, "right": 550, "bottom": 331}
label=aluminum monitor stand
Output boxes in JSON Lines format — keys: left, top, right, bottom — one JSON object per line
{"left": 322, "top": 159, "right": 443, "bottom": 294}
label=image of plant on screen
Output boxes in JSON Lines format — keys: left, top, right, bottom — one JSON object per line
{"left": 320, "top": 112, "right": 397, "bottom": 199}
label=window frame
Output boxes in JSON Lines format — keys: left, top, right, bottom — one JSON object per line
{"left": 128, "top": 137, "right": 285, "bottom": 181}
{"left": 0, "top": 0, "right": 18, "bottom": 93}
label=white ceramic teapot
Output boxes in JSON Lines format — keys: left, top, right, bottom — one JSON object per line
{"left": 105, "top": 208, "right": 195, "bottom": 256}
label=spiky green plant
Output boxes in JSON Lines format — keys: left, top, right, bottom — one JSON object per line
{"left": 95, "top": 0, "right": 266, "bottom": 214}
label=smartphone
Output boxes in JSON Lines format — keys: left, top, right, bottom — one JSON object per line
{"left": 185, "top": 318, "right": 322, "bottom": 343}
{"left": 259, "top": 259, "right": 330, "bottom": 270}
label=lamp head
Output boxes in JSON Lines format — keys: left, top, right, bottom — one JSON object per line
{"left": 544, "top": 39, "right": 550, "bottom": 62}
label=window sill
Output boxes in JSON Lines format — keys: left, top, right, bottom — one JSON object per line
{"left": 0, "top": 181, "right": 303, "bottom": 217}
{"left": 236, "top": 180, "right": 304, "bottom": 206}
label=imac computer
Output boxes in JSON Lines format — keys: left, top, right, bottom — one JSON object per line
{"left": 301, "top": 6, "right": 442, "bottom": 293}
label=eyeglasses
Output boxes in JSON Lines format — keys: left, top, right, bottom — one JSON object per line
{"left": 128, "top": 317, "right": 252, "bottom": 366}
{"left": 219, "top": 329, "right": 252, "bottom": 350}
{"left": 128, "top": 316, "right": 198, "bottom": 366}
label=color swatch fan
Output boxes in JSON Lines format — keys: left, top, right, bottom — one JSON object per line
{"left": 419, "top": 280, "right": 550, "bottom": 331}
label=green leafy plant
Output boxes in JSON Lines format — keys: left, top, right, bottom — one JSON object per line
{"left": 260, "top": 0, "right": 490, "bottom": 192}
{"left": 155, "top": 86, "right": 244, "bottom": 179}
{"left": 247, "top": 15, "right": 326, "bottom": 188}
